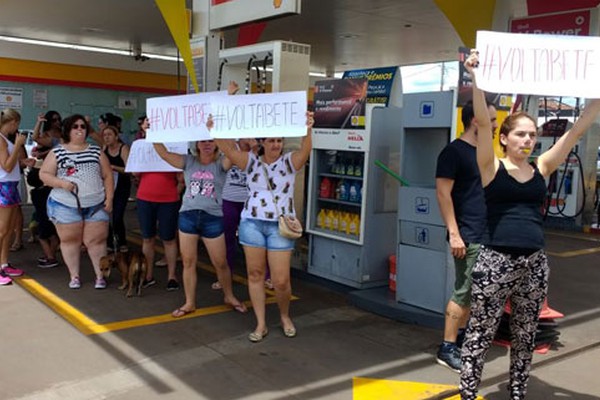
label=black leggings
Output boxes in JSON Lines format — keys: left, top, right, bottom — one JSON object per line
{"left": 460, "top": 246, "right": 549, "bottom": 400}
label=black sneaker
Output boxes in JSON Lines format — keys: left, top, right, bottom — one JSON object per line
{"left": 142, "top": 278, "right": 156, "bottom": 288}
{"left": 166, "top": 279, "right": 180, "bottom": 291}
{"left": 436, "top": 344, "right": 461, "bottom": 373}
{"left": 38, "top": 258, "right": 59, "bottom": 269}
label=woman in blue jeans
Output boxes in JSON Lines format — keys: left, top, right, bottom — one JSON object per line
{"left": 153, "top": 140, "right": 247, "bottom": 317}
{"left": 215, "top": 112, "right": 314, "bottom": 342}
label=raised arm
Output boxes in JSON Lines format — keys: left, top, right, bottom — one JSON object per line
{"left": 215, "top": 138, "right": 249, "bottom": 170}
{"left": 537, "top": 99, "right": 600, "bottom": 178}
{"left": 152, "top": 143, "right": 185, "bottom": 169}
{"left": 0, "top": 132, "right": 26, "bottom": 173}
{"left": 32, "top": 114, "right": 53, "bottom": 148}
{"left": 291, "top": 111, "right": 314, "bottom": 171}
{"left": 465, "top": 50, "right": 497, "bottom": 187}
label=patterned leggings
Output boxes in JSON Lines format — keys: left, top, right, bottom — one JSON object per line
{"left": 460, "top": 246, "right": 549, "bottom": 400}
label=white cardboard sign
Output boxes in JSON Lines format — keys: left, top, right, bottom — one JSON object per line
{"left": 145, "top": 91, "right": 226, "bottom": 143}
{"left": 125, "top": 140, "right": 187, "bottom": 172}
{"left": 475, "top": 30, "right": 600, "bottom": 97}
{"left": 209, "top": 91, "right": 307, "bottom": 138}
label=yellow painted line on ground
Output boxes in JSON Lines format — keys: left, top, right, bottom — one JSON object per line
{"left": 15, "top": 277, "right": 99, "bottom": 335}
{"left": 547, "top": 246, "right": 600, "bottom": 258}
{"left": 16, "top": 235, "right": 298, "bottom": 335}
{"left": 352, "top": 377, "right": 486, "bottom": 400}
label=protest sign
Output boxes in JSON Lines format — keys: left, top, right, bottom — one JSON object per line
{"left": 209, "top": 91, "right": 307, "bottom": 138}
{"left": 146, "top": 91, "right": 226, "bottom": 143}
{"left": 125, "top": 140, "right": 187, "bottom": 172}
{"left": 475, "top": 30, "right": 600, "bottom": 97}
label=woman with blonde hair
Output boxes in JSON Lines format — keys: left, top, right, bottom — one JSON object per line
{"left": 0, "top": 109, "right": 31, "bottom": 284}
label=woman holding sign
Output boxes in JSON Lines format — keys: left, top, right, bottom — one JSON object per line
{"left": 213, "top": 111, "right": 314, "bottom": 342}
{"left": 153, "top": 141, "right": 247, "bottom": 317}
{"left": 462, "top": 50, "right": 600, "bottom": 400}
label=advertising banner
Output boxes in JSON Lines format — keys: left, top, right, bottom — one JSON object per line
{"left": 209, "top": 91, "right": 307, "bottom": 138}
{"left": 0, "top": 87, "right": 23, "bottom": 109}
{"left": 313, "top": 79, "right": 367, "bottom": 130}
{"left": 210, "top": 0, "right": 301, "bottom": 30}
{"left": 342, "top": 67, "right": 398, "bottom": 106}
{"left": 475, "top": 30, "right": 600, "bottom": 97}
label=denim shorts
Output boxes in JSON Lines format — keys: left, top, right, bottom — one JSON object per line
{"left": 47, "top": 196, "right": 109, "bottom": 224}
{"left": 239, "top": 218, "right": 295, "bottom": 251}
{"left": 178, "top": 209, "right": 224, "bottom": 238}
{"left": 136, "top": 199, "right": 179, "bottom": 241}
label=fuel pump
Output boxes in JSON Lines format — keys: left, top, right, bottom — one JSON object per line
{"left": 537, "top": 117, "right": 586, "bottom": 218}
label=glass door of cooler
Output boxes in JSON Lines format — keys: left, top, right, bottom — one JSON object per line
{"left": 307, "top": 149, "right": 365, "bottom": 244}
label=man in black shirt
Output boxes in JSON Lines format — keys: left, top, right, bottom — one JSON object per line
{"left": 434, "top": 100, "right": 497, "bottom": 372}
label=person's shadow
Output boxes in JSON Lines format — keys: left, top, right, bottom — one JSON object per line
{"left": 482, "top": 376, "right": 600, "bottom": 400}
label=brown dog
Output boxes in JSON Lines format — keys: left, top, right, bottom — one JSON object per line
{"left": 125, "top": 251, "right": 147, "bottom": 297}
{"left": 99, "top": 251, "right": 147, "bottom": 297}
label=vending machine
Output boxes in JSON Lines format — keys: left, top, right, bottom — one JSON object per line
{"left": 306, "top": 78, "right": 402, "bottom": 288}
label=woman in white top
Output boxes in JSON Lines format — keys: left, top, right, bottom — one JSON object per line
{"left": 215, "top": 111, "right": 314, "bottom": 342}
{"left": 40, "top": 114, "right": 114, "bottom": 290}
{"left": 0, "top": 109, "right": 31, "bottom": 284}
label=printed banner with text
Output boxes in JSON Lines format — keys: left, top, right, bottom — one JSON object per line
{"left": 146, "top": 90, "right": 226, "bottom": 143}
{"left": 209, "top": 91, "right": 307, "bottom": 138}
{"left": 475, "top": 30, "right": 600, "bottom": 97}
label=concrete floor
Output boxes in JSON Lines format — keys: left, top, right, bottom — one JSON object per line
{"left": 1, "top": 203, "right": 599, "bottom": 400}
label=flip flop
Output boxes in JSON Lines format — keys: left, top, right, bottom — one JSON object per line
{"left": 172, "top": 307, "right": 195, "bottom": 318}
{"left": 10, "top": 243, "right": 23, "bottom": 252}
{"left": 248, "top": 328, "right": 268, "bottom": 343}
{"left": 227, "top": 302, "right": 248, "bottom": 314}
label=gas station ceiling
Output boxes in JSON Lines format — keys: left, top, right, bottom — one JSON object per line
{"left": 0, "top": 0, "right": 529, "bottom": 74}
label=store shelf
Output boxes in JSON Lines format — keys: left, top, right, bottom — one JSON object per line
{"left": 319, "top": 173, "right": 364, "bottom": 181}
{"left": 318, "top": 198, "right": 362, "bottom": 207}
{"left": 308, "top": 227, "right": 361, "bottom": 243}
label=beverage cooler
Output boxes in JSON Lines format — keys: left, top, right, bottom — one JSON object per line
{"left": 306, "top": 102, "right": 402, "bottom": 288}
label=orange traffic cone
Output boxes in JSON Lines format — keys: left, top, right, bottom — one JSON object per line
{"left": 503, "top": 298, "right": 564, "bottom": 319}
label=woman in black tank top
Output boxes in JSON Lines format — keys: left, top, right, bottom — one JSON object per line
{"left": 102, "top": 126, "right": 131, "bottom": 251}
{"left": 459, "top": 50, "right": 600, "bottom": 400}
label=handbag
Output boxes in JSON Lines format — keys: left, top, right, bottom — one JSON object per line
{"left": 261, "top": 162, "right": 303, "bottom": 239}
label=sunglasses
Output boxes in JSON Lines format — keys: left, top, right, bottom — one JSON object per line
{"left": 52, "top": 117, "right": 61, "bottom": 121}
{"left": 72, "top": 123, "right": 87, "bottom": 129}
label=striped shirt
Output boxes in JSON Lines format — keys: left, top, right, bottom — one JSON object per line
{"left": 49, "top": 144, "right": 105, "bottom": 208}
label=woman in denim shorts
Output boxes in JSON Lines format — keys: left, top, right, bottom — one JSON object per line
{"left": 153, "top": 140, "right": 247, "bottom": 318}
{"left": 215, "top": 111, "right": 314, "bottom": 342}
{"left": 40, "top": 114, "right": 114, "bottom": 290}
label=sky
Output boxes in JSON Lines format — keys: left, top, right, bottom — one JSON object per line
{"left": 400, "top": 61, "right": 459, "bottom": 93}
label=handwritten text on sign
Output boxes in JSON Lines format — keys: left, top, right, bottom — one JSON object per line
{"left": 475, "top": 30, "right": 600, "bottom": 98}
{"left": 209, "top": 91, "right": 307, "bottom": 138}
{"left": 146, "top": 91, "right": 226, "bottom": 143}
{"left": 125, "top": 140, "right": 187, "bottom": 172}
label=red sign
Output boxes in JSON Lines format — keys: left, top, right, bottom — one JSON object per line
{"left": 510, "top": 10, "right": 591, "bottom": 36}
{"left": 526, "top": 0, "right": 600, "bottom": 16}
